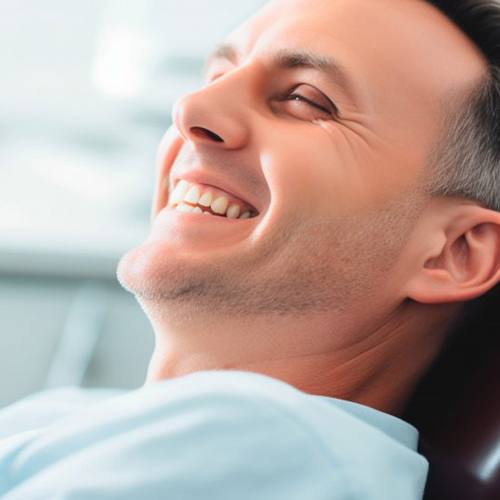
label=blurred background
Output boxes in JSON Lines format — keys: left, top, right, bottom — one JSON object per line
{"left": 0, "top": 0, "right": 267, "bottom": 409}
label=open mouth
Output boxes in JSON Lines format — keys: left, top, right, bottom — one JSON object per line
{"left": 166, "top": 179, "right": 259, "bottom": 220}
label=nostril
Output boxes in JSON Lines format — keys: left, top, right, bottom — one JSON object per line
{"left": 191, "top": 127, "right": 224, "bottom": 143}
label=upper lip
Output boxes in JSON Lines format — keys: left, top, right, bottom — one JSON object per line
{"left": 169, "top": 169, "right": 260, "bottom": 214}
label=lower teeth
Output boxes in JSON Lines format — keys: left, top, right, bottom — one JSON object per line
{"left": 174, "top": 203, "right": 225, "bottom": 217}
{"left": 173, "top": 202, "right": 253, "bottom": 219}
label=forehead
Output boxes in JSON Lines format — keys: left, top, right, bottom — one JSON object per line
{"left": 225, "top": 0, "right": 486, "bottom": 112}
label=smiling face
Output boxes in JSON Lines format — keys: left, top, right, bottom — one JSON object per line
{"left": 118, "top": 0, "right": 486, "bottom": 321}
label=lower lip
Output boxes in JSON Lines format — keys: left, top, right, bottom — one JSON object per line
{"left": 149, "top": 205, "right": 257, "bottom": 247}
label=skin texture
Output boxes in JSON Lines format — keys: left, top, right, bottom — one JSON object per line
{"left": 117, "top": 0, "right": 500, "bottom": 415}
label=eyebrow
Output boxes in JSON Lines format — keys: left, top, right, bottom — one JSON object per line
{"left": 203, "top": 43, "right": 360, "bottom": 105}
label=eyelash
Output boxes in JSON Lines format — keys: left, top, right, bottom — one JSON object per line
{"left": 282, "top": 91, "right": 333, "bottom": 115}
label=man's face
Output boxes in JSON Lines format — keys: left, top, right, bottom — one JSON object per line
{"left": 118, "top": 0, "right": 485, "bottom": 321}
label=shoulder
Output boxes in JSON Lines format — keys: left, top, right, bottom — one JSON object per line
{"left": 140, "top": 370, "right": 428, "bottom": 486}
{"left": 152, "top": 370, "right": 428, "bottom": 499}
{"left": 140, "top": 369, "right": 424, "bottom": 457}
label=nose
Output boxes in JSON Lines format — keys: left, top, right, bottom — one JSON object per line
{"left": 171, "top": 71, "right": 251, "bottom": 150}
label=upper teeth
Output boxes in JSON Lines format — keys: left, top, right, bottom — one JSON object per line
{"left": 168, "top": 179, "right": 253, "bottom": 219}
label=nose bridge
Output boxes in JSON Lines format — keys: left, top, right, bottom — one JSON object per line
{"left": 172, "top": 65, "right": 254, "bottom": 149}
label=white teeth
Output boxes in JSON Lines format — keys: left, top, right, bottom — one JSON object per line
{"left": 169, "top": 180, "right": 256, "bottom": 219}
{"left": 198, "top": 191, "right": 213, "bottom": 207}
{"left": 226, "top": 204, "right": 240, "bottom": 219}
{"left": 184, "top": 185, "right": 201, "bottom": 205}
{"left": 174, "top": 201, "right": 254, "bottom": 219}
{"left": 211, "top": 196, "right": 229, "bottom": 215}
{"left": 170, "top": 180, "right": 190, "bottom": 205}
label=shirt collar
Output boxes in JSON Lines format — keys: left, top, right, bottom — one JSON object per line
{"left": 311, "top": 395, "right": 420, "bottom": 450}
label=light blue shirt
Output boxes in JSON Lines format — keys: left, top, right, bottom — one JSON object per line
{"left": 0, "top": 370, "right": 428, "bottom": 499}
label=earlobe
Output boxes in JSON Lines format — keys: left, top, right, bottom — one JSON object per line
{"left": 406, "top": 208, "right": 500, "bottom": 305}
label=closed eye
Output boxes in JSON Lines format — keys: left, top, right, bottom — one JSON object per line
{"left": 284, "top": 92, "right": 332, "bottom": 114}
{"left": 279, "top": 84, "right": 338, "bottom": 120}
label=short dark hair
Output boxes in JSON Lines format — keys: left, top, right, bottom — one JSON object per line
{"left": 424, "top": 0, "right": 500, "bottom": 212}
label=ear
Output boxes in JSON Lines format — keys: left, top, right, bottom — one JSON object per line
{"left": 406, "top": 202, "right": 500, "bottom": 304}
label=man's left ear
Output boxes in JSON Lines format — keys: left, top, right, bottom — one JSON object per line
{"left": 406, "top": 204, "right": 500, "bottom": 304}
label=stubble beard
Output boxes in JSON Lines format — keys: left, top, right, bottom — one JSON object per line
{"left": 117, "top": 196, "right": 420, "bottom": 319}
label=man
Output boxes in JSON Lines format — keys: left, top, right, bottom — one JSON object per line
{"left": 1, "top": 0, "right": 499, "bottom": 499}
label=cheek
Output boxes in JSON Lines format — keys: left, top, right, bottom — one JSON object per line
{"left": 257, "top": 118, "right": 420, "bottom": 225}
{"left": 312, "top": 119, "right": 424, "bottom": 212}
{"left": 261, "top": 120, "right": 373, "bottom": 219}
{"left": 259, "top": 126, "right": 339, "bottom": 219}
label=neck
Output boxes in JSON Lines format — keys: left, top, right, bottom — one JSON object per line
{"left": 142, "top": 299, "right": 456, "bottom": 416}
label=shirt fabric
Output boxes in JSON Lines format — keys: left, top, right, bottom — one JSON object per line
{"left": 0, "top": 370, "right": 428, "bottom": 499}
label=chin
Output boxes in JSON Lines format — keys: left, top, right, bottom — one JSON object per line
{"left": 116, "top": 238, "right": 220, "bottom": 304}
{"left": 117, "top": 240, "right": 177, "bottom": 300}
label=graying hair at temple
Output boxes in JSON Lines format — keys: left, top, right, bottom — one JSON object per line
{"left": 425, "top": 0, "right": 500, "bottom": 212}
